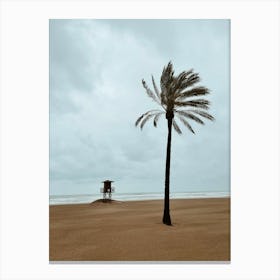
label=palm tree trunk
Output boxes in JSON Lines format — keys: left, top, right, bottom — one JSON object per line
{"left": 162, "top": 117, "right": 172, "bottom": 225}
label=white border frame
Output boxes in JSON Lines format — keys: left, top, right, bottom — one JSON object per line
{"left": 1, "top": 1, "right": 279, "bottom": 279}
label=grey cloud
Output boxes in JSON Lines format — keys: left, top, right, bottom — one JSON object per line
{"left": 50, "top": 19, "right": 230, "bottom": 195}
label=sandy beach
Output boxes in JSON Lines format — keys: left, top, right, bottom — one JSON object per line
{"left": 49, "top": 198, "right": 230, "bottom": 261}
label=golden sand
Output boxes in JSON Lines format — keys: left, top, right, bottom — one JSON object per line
{"left": 49, "top": 198, "right": 230, "bottom": 261}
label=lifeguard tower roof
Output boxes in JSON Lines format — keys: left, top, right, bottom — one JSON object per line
{"left": 102, "top": 180, "right": 114, "bottom": 183}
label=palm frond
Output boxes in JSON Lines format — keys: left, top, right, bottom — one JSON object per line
{"left": 177, "top": 86, "right": 210, "bottom": 100}
{"left": 173, "top": 72, "right": 200, "bottom": 92}
{"left": 177, "top": 70, "right": 192, "bottom": 82}
{"left": 173, "top": 69, "right": 194, "bottom": 91}
{"left": 185, "top": 72, "right": 201, "bottom": 88}
{"left": 160, "top": 92, "right": 168, "bottom": 107}
{"left": 187, "top": 109, "right": 215, "bottom": 121}
{"left": 160, "top": 61, "right": 174, "bottom": 95}
{"left": 176, "top": 110, "right": 204, "bottom": 125}
{"left": 152, "top": 75, "right": 161, "bottom": 100}
{"left": 174, "top": 99, "right": 210, "bottom": 110}
{"left": 135, "top": 115, "right": 145, "bottom": 127}
{"left": 137, "top": 62, "right": 214, "bottom": 137}
{"left": 172, "top": 119, "right": 182, "bottom": 134}
{"left": 177, "top": 115, "right": 195, "bottom": 134}
{"left": 135, "top": 110, "right": 162, "bottom": 127}
{"left": 142, "top": 79, "right": 160, "bottom": 105}
{"left": 140, "top": 113, "right": 156, "bottom": 129}
{"left": 153, "top": 112, "right": 164, "bottom": 127}
{"left": 174, "top": 71, "right": 188, "bottom": 89}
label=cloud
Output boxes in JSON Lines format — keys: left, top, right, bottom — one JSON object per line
{"left": 50, "top": 19, "right": 230, "bottom": 195}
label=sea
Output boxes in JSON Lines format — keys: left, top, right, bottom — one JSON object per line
{"left": 49, "top": 191, "right": 230, "bottom": 205}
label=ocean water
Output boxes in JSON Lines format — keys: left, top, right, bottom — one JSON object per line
{"left": 49, "top": 191, "right": 230, "bottom": 205}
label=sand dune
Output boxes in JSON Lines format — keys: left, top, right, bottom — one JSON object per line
{"left": 49, "top": 198, "right": 230, "bottom": 261}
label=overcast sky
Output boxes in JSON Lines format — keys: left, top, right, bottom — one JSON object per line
{"left": 49, "top": 19, "right": 230, "bottom": 196}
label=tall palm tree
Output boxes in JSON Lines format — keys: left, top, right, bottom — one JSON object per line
{"left": 135, "top": 62, "right": 214, "bottom": 226}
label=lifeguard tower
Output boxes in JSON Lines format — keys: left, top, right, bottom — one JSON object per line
{"left": 100, "top": 180, "right": 115, "bottom": 201}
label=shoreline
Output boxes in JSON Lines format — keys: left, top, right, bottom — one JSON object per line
{"left": 49, "top": 195, "right": 231, "bottom": 206}
{"left": 50, "top": 197, "right": 230, "bottom": 261}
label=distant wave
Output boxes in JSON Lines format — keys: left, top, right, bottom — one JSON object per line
{"left": 49, "top": 191, "right": 230, "bottom": 205}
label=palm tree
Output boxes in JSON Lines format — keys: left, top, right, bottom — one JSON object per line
{"left": 135, "top": 62, "right": 214, "bottom": 226}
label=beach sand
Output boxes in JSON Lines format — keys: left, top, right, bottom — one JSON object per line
{"left": 49, "top": 198, "right": 230, "bottom": 261}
